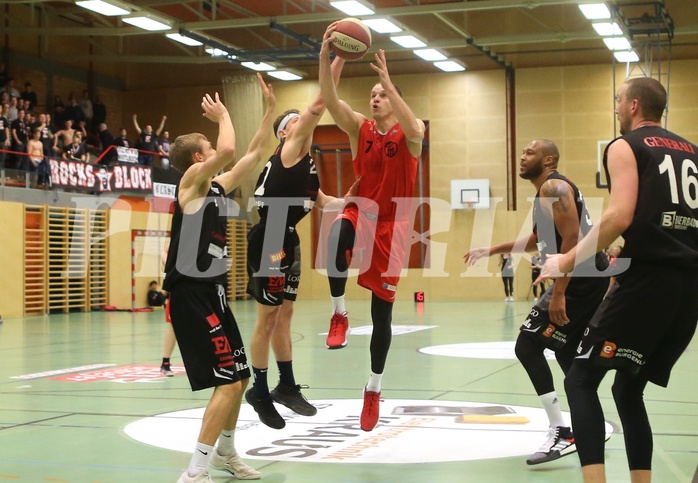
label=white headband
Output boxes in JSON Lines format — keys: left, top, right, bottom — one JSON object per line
{"left": 276, "top": 113, "right": 300, "bottom": 140}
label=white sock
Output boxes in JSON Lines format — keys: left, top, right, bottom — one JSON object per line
{"left": 331, "top": 295, "right": 346, "bottom": 315}
{"left": 217, "top": 429, "right": 235, "bottom": 456}
{"left": 188, "top": 442, "right": 213, "bottom": 477}
{"left": 366, "top": 371, "right": 382, "bottom": 393}
{"left": 539, "top": 391, "right": 565, "bottom": 428}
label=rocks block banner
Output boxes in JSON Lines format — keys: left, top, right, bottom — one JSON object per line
{"left": 49, "top": 159, "right": 153, "bottom": 193}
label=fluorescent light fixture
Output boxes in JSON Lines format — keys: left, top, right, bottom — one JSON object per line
{"left": 413, "top": 48, "right": 447, "bottom": 61}
{"left": 603, "top": 36, "right": 631, "bottom": 51}
{"left": 268, "top": 69, "right": 304, "bottom": 81}
{"left": 390, "top": 32, "right": 427, "bottom": 49}
{"left": 614, "top": 50, "right": 640, "bottom": 63}
{"left": 434, "top": 59, "right": 466, "bottom": 72}
{"left": 166, "top": 33, "right": 203, "bottom": 46}
{"left": 122, "top": 14, "right": 171, "bottom": 31}
{"left": 329, "top": 0, "right": 374, "bottom": 16}
{"left": 206, "top": 47, "right": 229, "bottom": 57}
{"left": 362, "top": 17, "right": 402, "bottom": 34}
{"left": 76, "top": 0, "right": 130, "bottom": 16}
{"left": 579, "top": 3, "right": 611, "bottom": 20}
{"left": 592, "top": 21, "right": 623, "bottom": 36}
{"left": 241, "top": 61, "right": 276, "bottom": 72}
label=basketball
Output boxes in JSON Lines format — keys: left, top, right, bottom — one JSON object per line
{"left": 330, "top": 18, "right": 372, "bottom": 60}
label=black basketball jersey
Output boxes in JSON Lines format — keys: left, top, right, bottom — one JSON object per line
{"left": 163, "top": 181, "right": 229, "bottom": 290}
{"left": 533, "top": 172, "right": 608, "bottom": 273}
{"left": 254, "top": 140, "right": 319, "bottom": 228}
{"left": 604, "top": 125, "right": 698, "bottom": 266}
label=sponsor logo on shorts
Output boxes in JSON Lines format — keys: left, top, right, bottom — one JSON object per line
{"left": 284, "top": 287, "right": 298, "bottom": 295}
{"left": 262, "top": 289, "right": 279, "bottom": 304}
{"left": 206, "top": 313, "right": 221, "bottom": 328}
{"left": 269, "top": 249, "right": 286, "bottom": 263}
{"left": 542, "top": 324, "right": 556, "bottom": 338}
{"left": 529, "top": 308, "right": 539, "bottom": 318}
{"left": 661, "top": 211, "right": 698, "bottom": 230}
{"left": 600, "top": 341, "right": 616, "bottom": 358}
{"left": 383, "top": 283, "right": 397, "bottom": 292}
{"left": 522, "top": 318, "right": 532, "bottom": 328}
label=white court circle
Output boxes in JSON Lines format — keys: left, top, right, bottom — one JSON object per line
{"left": 420, "top": 341, "right": 556, "bottom": 360}
{"left": 124, "top": 399, "right": 612, "bottom": 464}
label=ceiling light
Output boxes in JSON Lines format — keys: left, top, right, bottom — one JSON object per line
{"left": 434, "top": 59, "right": 466, "bottom": 72}
{"left": 205, "top": 47, "right": 229, "bottom": 57}
{"left": 614, "top": 50, "right": 640, "bottom": 63}
{"left": 592, "top": 21, "right": 623, "bottom": 36}
{"left": 75, "top": 0, "right": 130, "bottom": 16}
{"left": 267, "top": 69, "right": 304, "bottom": 81}
{"left": 579, "top": 3, "right": 611, "bottom": 20}
{"left": 390, "top": 32, "right": 427, "bottom": 49}
{"left": 166, "top": 33, "right": 203, "bottom": 46}
{"left": 241, "top": 61, "right": 276, "bottom": 72}
{"left": 329, "top": 0, "right": 375, "bottom": 16}
{"left": 362, "top": 18, "right": 402, "bottom": 34}
{"left": 603, "top": 37, "right": 631, "bottom": 51}
{"left": 122, "top": 14, "right": 171, "bottom": 31}
{"left": 413, "top": 48, "right": 447, "bottom": 61}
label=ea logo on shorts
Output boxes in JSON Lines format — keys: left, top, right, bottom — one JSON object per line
{"left": 543, "top": 324, "right": 556, "bottom": 338}
{"left": 600, "top": 341, "right": 617, "bottom": 358}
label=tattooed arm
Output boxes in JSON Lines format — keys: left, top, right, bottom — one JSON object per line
{"left": 539, "top": 178, "right": 580, "bottom": 325}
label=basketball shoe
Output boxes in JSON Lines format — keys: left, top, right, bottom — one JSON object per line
{"left": 360, "top": 387, "right": 381, "bottom": 432}
{"left": 326, "top": 312, "right": 350, "bottom": 349}
{"left": 526, "top": 425, "right": 576, "bottom": 465}
{"left": 209, "top": 451, "right": 261, "bottom": 479}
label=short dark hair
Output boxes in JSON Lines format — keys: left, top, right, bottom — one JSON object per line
{"left": 149, "top": 280, "right": 157, "bottom": 286}
{"left": 170, "top": 132, "right": 207, "bottom": 173}
{"left": 625, "top": 77, "right": 667, "bottom": 122}
{"left": 273, "top": 109, "right": 300, "bottom": 136}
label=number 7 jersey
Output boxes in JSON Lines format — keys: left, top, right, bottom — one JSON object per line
{"left": 604, "top": 125, "right": 698, "bottom": 265}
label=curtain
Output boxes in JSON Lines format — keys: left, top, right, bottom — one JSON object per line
{"left": 221, "top": 74, "right": 262, "bottom": 222}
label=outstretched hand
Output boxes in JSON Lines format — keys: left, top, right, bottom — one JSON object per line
{"left": 370, "top": 49, "right": 393, "bottom": 90}
{"left": 463, "top": 247, "right": 490, "bottom": 266}
{"left": 320, "top": 22, "right": 339, "bottom": 58}
{"left": 201, "top": 93, "right": 228, "bottom": 122}
{"left": 255, "top": 73, "right": 276, "bottom": 110}
{"left": 534, "top": 253, "right": 568, "bottom": 285}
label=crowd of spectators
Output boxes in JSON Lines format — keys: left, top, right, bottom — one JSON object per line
{"left": 0, "top": 63, "right": 171, "bottom": 188}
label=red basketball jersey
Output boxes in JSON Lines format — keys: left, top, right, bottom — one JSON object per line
{"left": 353, "top": 120, "right": 418, "bottom": 218}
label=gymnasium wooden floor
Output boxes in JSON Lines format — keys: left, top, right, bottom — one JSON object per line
{"left": 1, "top": 299, "right": 696, "bottom": 483}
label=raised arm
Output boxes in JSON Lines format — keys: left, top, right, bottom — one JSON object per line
{"left": 177, "top": 93, "right": 236, "bottom": 209}
{"left": 370, "top": 49, "right": 425, "bottom": 157}
{"left": 155, "top": 115, "right": 167, "bottom": 136}
{"left": 281, "top": 55, "right": 345, "bottom": 166}
{"left": 463, "top": 233, "right": 537, "bottom": 266}
{"left": 214, "top": 74, "right": 276, "bottom": 194}
{"left": 319, "top": 23, "right": 364, "bottom": 154}
{"left": 132, "top": 114, "right": 142, "bottom": 134}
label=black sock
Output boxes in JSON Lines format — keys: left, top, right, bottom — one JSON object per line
{"left": 277, "top": 360, "right": 295, "bottom": 388}
{"left": 161, "top": 358, "right": 170, "bottom": 366}
{"left": 252, "top": 367, "right": 270, "bottom": 398}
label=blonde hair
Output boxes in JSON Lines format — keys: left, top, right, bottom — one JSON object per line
{"left": 170, "top": 133, "right": 207, "bottom": 172}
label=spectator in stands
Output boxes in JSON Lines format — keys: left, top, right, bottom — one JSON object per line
{"left": 52, "top": 94, "right": 65, "bottom": 127}
{"left": 97, "top": 123, "right": 115, "bottom": 164}
{"left": 157, "top": 130, "right": 170, "bottom": 169}
{"left": 78, "top": 89, "right": 93, "bottom": 131}
{"left": 0, "top": 91, "right": 9, "bottom": 107}
{"left": 64, "top": 132, "right": 87, "bottom": 162}
{"left": 132, "top": 114, "right": 166, "bottom": 166}
{"left": 92, "top": 95, "right": 107, "bottom": 133}
{"left": 63, "top": 95, "right": 85, "bottom": 126}
{"left": 0, "top": 103, "right": 9, "bottom": 169}
{"left": 21, "top": 82, "right": 38, "bottom": 111}
{"left": 1, "top": 78, "right": 20, "bottom": 99}
{"left": 147, "top": 280, "right": 167, "bottom": 307}
{"left": 10, "top": 108, "right": 28, "bottom": 169}
{"left": 7, "top": 96, "right": 18, "bottom": 122}
{"left": 27, "top": 127, "right": 44, "bottom": 173}
{"left": 53, "top": 119, "right": 75, "bottom": 157}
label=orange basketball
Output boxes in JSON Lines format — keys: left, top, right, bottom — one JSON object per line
{"left": 330, "top": 18, "right": 372, "bottom": 60}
